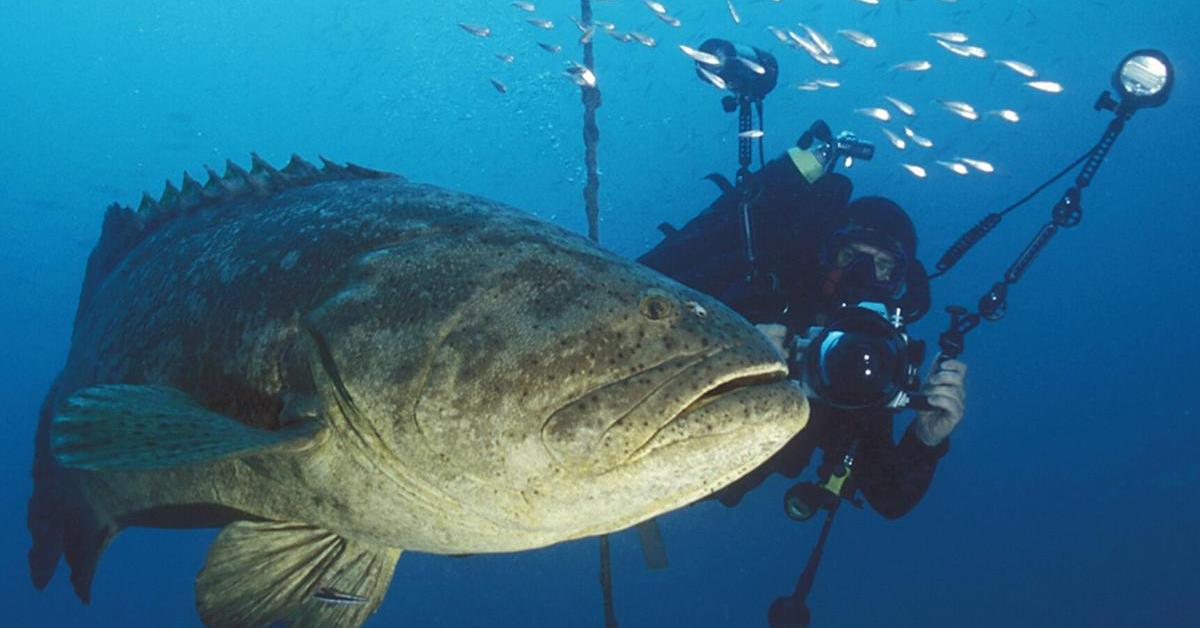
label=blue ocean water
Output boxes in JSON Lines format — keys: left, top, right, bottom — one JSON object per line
{"left": 2, "top": 0, "right": 1196, "bottom": 626}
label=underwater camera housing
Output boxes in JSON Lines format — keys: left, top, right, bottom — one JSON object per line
{"left": 790, "top": 302, "right": 927, "bottom": 411}
{"left": 695, "top": 38, "right": 779, "bottom": 103}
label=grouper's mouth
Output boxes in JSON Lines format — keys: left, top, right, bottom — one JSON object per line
{"left": 619, "top": 358, "right": 791, "bottom": 465}
{"left": 673, "top": 366, "right": 789, "bottom": 423}
{"left": 541, "top": 349, "right": 794, "bottom": 473}
{"left": 536, "top": 352, "right": 808, "bottom": 542}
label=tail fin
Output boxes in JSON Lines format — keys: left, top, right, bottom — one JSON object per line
{"left": 27, "top": 381, "right": 117, "bottom": 603}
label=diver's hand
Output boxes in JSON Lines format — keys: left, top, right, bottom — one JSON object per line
{"left": 914, "top": 357, "right": 967, "bottom": 447}
{"left": 755, "top": 324, "right": 790, "bottom": 361}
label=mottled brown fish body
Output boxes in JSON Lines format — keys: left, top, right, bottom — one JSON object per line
{"left": 29, "top": 157, "right": 808, "bottom": 626}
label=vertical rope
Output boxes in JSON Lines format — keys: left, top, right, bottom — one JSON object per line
{"left": 581, "top": 0, "right": 602, "bottom": 243}
{"left": 599, "top": 533, "right": 618, "bottom": 628}
{"left": 580, "top": 8, "right": 615, "bottom": 625}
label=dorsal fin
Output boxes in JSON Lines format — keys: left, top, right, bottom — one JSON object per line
{"left": 283, "top": 153, "right": 319, "bottom": 180}
{"left": 203, "top": 164, "right": 232, "bottom": 196}
{"left": 77, "top": 154, "right": 400, "bottom": 317}
{"left": 179, "top": 171, "right": 205, "bottom": 210}
{"left": 250, "top": 152, "right": 288, "bottom": 188}
{"left": 76, "top": 203, "right": 145, "bottom": 327}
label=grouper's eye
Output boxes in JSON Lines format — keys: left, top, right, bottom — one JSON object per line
{"left": 639, "top": 291, "right": 676, "bottom": 322}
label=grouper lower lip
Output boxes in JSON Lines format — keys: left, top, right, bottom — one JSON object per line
{"left": 619, "top": 357, "right": 791, "bottom": 465}
{"left": 541, "top": 348, "right": 792, "bottom": 474}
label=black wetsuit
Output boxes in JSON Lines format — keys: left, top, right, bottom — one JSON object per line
{"left": 638, "top": 154, "right": 948, "bottom": 517}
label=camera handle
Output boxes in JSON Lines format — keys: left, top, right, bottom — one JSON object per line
{"left": 895, "top": 307, "right": 979, "bottom": 412}
{"left": 723, "top": 94, "right": 767, "bottom": 279}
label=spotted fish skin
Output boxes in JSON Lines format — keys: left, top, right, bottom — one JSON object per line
{"left": 29, "top": 154, "right": 808, "bottom": 626}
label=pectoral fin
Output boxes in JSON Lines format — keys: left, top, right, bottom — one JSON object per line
{"left": 51, "top": 384, "right": 322, "bottom": 471}
{"left": 196, "top": 520, "right": 402, "bottom": 628}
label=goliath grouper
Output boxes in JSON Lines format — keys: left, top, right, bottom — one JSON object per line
{"left": 27, "top": 154, "right": 809, "bottom": 627}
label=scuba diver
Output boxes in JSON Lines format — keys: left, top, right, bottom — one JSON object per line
{"left": 637, "top": 38, "right": 967, "bottom": 526}
{"left": 629, "top": 37, "right": 1172, "bottom": 628}
{"left": 637, "top": 139, "right": 967, "bottom": 517}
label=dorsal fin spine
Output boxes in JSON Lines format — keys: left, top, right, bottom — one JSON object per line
{"left": 250, "top": 152, "right": 288, "bottom": 188}
{"left": 203, "top": 165, "right": 233, "bottom": 197}
{"left": 179, "top": 171, "right": 205, "bottom": 211}
{"left": 318, "top": 155, "right": 346, "bottom": 175}
{"left": 345, "top": 162, "right": 388, "bottom": 179}
{"left": 282, "top": 154, "right": 318, "bottom": 180}
{"left": 153, "top": 180, "right": 181, "bottom": 227}
{"left": 87, "top": 154, "right": 401, "bottom": 297}
{"left": 136, "top": 192, "right": 159, "bottom": 218}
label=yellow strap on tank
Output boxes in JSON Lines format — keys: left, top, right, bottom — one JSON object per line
{"left": 788, "top": 147, "right": 826, "bottom": 184}
{"left": 822, "top": 466, "right": 850, "bottom": 495}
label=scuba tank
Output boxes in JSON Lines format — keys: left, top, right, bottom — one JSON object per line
{"left": 637, "top": 137, "right": 854, "bottom": 323}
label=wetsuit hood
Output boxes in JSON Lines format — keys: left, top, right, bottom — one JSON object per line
{"left": 821, "top": 196, "right": 931, "bottom": 322}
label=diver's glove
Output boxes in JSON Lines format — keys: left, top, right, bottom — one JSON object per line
{"left": 912, "top": 356, "right": 968, "bottom": 447}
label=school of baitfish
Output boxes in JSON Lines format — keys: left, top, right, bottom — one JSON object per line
{"left": 460, "top": 0, "right": 1068, "bottom": 180}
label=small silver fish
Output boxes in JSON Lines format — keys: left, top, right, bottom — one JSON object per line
{"left": 892, "top": 60, "right": 932, "bottom": 72}
{"left": 643, "top": 0, "right": 667, "bottom": 15}
{"left": 527, "top": 18, "right": 554, "bottom": 30}
{"left": 698, "top": 66, "right": 727, "bottom": 90}
{"left": 738, "top": 56, "right": 766, "bottom": 75}
{"left": 937, "top": 160, "right": 970, "bottom": 175}
{"left": 798, "top": 23, "right": 833, "bottom": 55}
{"left": 1026, "top": 80, "right": 1064, "bottom": 93}
{"left": 511, "top": 1, "right": 536, "bottom": 12}
{"left": 885, "top": 96, "right": 916, "bottom": 117}
{"left": 606, "top": 30, "right": 633, "bottom": 44}
{"left": 788, "top": 31, "right": 820, "bottom": 57}
{"left": 495, "top": 53, "right": 515, "bottom": 64}
{"left": 738, "top": 129, "right": 765, "bottom": 139}
{"left": 901, "top": 164, "right": 928, "bottom": 178}
{"left": 987, "top": 109, "right": 1021, "bottom": 123}
{"left": 837, "top": 29, "right": 877, "bottom": 49}
{"left": 727, "top": 0, "right": 741, "bottom": 24}
{"left": 855, "top": 107, "right": 891, "bottom": 122}
{"left": 929, "top": 31, "right": 969, "bottom": 43}
{"left": 629, "top": 31, "right": 657, "bottom": 47}
{"left": 958, "top": 157, "right": 995, "bottom": 173}
{"left": 656, "top": 13, "right": 682, "bottom": 27}
{"left": 537, "top": 42, "right": 562, "bottom": 53}
{"left": 997, "top": 59, "right": 1038, "bottom": 78}
{"left": 679, "top": 45, "right": 720, "bottom": 66}
{"left": 593, "top": 20, "right": 617, "bottom": 31}
{"left": 903, "top": 127, "right": 934, "bottom": 148}
{"left": 767, "top": 26, "right": 792, "bottom": 45}
{"left": 564, "top": 62, "right": 597, "bottom": 88}
{"left": 490, "top": 78, "right": 507, "bottom": 94}
{"left": 881, "top": 128, "right": 907, "bottom": 150}
{"left": 936, "top": 39, "right": 975, "bottom": 58}
{"left": 963, "top": 45, "right": 988, "bottom": 59}
{"left": 813, "top": 78, "right": 840, "bottom": 88}
{"left": 459, "top": 23, "right": 491, "bottom": 38}
{"left": 938, "top": 100, "right": 979, "bottom": 120}
{"left": 579, "top": 27, "right": 595, "bottom": 45}
{"left": 795, "top": 81, "right": 821, "bottom": 92}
